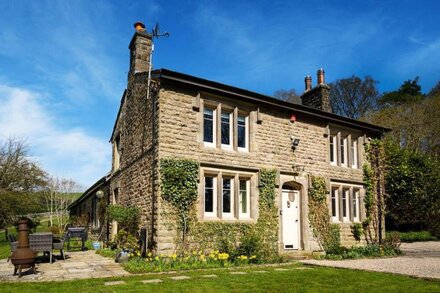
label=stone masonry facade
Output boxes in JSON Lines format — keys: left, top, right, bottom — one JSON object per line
{"left": 71, "top": 25, "right": 386, "bottom": 255}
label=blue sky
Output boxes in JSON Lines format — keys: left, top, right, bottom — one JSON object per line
{"left": 1, "top": 0, "right": 439, "bottom": 188}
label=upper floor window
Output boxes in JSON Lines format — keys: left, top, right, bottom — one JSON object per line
{"left": 329, "top": 132, "right": 359, "bottom": 169}
{"left": 221, "top": 111, "right": 232, "bottom": 149}
{"left": 202, "top": 102, "right": 249, "bottom": 151}
{"left": 113, "top": 135, "right": 121, "bottom": 171}
{"left": 204, "top": 108, "right": 216, "bottom": 147}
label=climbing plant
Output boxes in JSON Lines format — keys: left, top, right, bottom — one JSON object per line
{"left": 363, "top": 139, "right": 386, "bottom": 244}
{"left": 160, "top": 158, "right": 199, "bottom": 252}
{"left": 308, "top": 176, "right": 341, "bottom": 253}
{"left": 160, "top": 160, "right": 279, "bottom": 260}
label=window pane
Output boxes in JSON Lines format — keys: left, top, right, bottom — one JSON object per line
{"left": 342, "top": 189, "right": 348, "bottom": 217}
{"left": 238, "top": 116, "right": 246, "bottom": 148}
{"left": 330, "top": 136, "right": 334, "bottom": 162}
{"left": 340, "top": 138, "right": 345, "bottom": 164}
{"left": 221, "top": 112, "right": 230, "bottom": 145}
{"left": 331, "top": 189, "right": 337, "bottom": 217}
{"left": 240, "top": 180, "right": 247, "bottom": 214}
{"left": 204, "top": 177, "right": 214, "bottom": 213}
{"left": 223, "top": 178, "right": 231, "bottom": 213}
{"left": 204, "top": 109, "right": 214, "bottom": 143}
{"left": 353, "top": 190, "right": 358, "bottom": 219}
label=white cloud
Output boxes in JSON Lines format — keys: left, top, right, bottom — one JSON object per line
{"left": 0, "top": 84, "right": 110, "bottom": 188}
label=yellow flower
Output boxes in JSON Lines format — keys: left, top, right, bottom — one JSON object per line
{"left": 250, "top": 255, "right": 257, "bottom": 259}
{"left": 147, "top": 252, "right": 152, "bottom": 257}
{"left": 192, "top": 251, "right": 197, "bottom": 255}
{"left": 200, "top": 255, "right": 205, "bottom": 261}
{"left": 155, "top": 256, "right": 159, "bottom": 261}
{"left": 172, "top": 253, "right": 177, "bottom": 259}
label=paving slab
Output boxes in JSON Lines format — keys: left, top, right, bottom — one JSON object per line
{"left": 142, "top": 279, "right": 163, "bottom": 283}
{"left": 274, "top": 268, "right": 289, "bottom": 271}
{"left": 170, "top": 275, "right": 190, "bottom": 280}
{"left": 253, "top": 270, "right": 268, "bottom": 273}
{"left": 230, "top": 271, "right": 247, "bottom": 275}
{"left": 201, "top": 274, "right": 218, "bottom": 278}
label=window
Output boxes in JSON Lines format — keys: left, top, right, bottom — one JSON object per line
{"left": 351, "top": 139, "right": 358, "bottom": 168}
{"left": 328, "top": 131, "right": 360, "bottom": 169}
{"left": 202, "top": 170, "right": 254, "bottom": 220}
{"left": 330, "top": 183, "right": 363, "bottom": 223}
{"left": 331, "top": 187, "right": 339, "bottom": 221}
{"left": 340, "top": 137, "right": 347, "bottom": 166}
{"left": 221, "top": 111, "right": 232, "bottom": 148}
{"left": 204, "top": 176, "right": 217, "bottom": 217}
{"left": 239, "top": 179, "right": 250, "bottom": 218}
{"left": 204, "top": 108, "right": 216, "bottom": 146}
{"left": 353, "top": 189, "right": 360, "bottom": 222}
{"left": 113, "top": 135, "right": 121, "bottom": 171}
{"left": 330, "top": 135, "right": 337, "bottom": 165}
{"left": 222, "top": 178, "right": 234, "bottom": 217}
{"left": 238, "top": 115, "right": 249, "bottom": 151}
{"left": 201, "top": 101, "right": 249, "bottom": 151}
{"left": 342, "top": 188, "right": 350, "bottom": 222}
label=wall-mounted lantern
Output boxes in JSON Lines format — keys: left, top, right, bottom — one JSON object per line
{"left": 291, "top": 136, "right": 300, "bottom": 150}
{"left": 96, "top": 190, "right": 104, "bottom": 199}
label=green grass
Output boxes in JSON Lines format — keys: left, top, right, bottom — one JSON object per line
{"left": 0, "top": 264, "right": 439, "bottom": 292}
{"left": 390, "top": 231, "right": 438, "bottom": 243}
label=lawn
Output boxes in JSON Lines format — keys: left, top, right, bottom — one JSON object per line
{"left": 0, "top": 264, "right": 439, "bottom": 293}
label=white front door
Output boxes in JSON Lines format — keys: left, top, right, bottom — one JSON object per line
{"left": 282, "top": 190, "right": 300, "bottom": 249}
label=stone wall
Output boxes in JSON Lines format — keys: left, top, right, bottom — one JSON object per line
{"left": 155, "top": 83, "right": 368, "bottom": 253}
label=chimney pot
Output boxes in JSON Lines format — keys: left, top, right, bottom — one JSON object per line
{"left": 305, "top": 75, "right": 312, "bottom": 91}
{"left": 317, "top": 68, "right": 325, "bottom": 85}
{"left": 134, "top": 21, "right": 146, "bottom": 32}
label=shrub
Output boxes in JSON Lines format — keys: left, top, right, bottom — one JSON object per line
{"left": 107, "top": 205, "right": 140, "bottom": 233}
{"left": 69, "top": 214, "right": 89, "bottom": 227}
{"left": 46, "top": 225, "right": 62, "bottom": 235}
{"left": 390, "top": 231, "right": 437, "bottom": 243}
{"left": 382, "top": 232, "right": 401, "bottom": 255}
{"left": 351, "top": 223, "right": 363, "bottom": 241}
{"left": 96, "top": 248, "right": 119, "bottom": 259}
{"left": 113, "top": 229, "right": 139, "bottom": 251}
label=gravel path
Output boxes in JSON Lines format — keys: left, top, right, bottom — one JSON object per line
{"left": 300, "top": 241, "right": 440, "bottom": 280}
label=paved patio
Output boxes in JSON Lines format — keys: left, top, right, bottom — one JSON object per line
{"left": 301, "top": 241, "right": 440, "bottom": 280}
{"left": 0, "top": 250, "right": 129, "bottom": 282}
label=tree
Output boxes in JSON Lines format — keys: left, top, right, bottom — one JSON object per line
{"left": 329, "top": 75, "right": 380, "bottom": 119}
{"left": 0, "top": 138, "right": 47, "bottom": 192}
{"left": 427, "top": 81, "right": 440, "bottom": 98}
{"left": 378, "top": 77, "right": 424, "bottom": 107}
{"left": 0, "top": 138, "right": 47, "bottom": 236}
{"left": 43, "top": 177, "right": 81, "bottom": 230}
{"left": 273, "top": 89, "right": 301, "bottom": 104}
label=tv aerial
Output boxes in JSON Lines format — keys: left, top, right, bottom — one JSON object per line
{"left": 152, "top": 22, "right": 169, "bottom": 39}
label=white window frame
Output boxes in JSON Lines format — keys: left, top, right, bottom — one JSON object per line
{"left": 237, "top": 115, "right": 249, "bottom": 152}
{"left": 330, "top": 135, "right": 337, "bottom": 165}
{"left": 239, "top": 179, "right": 250, "bottom": 219}
{"left": 204, "top": 175, "right": 217, "bottom": 218}
{"left": 351, "top": 139, "right": 358, "bottom": 169}
{"left": 340, "top": 136, "right": 348, "bottom": 167}
{"left": 220, "top": 111, "right": 233, "bottom": 150}
{"left": 331, "top": 187, "right": 339, "bottom": 222}
{"left": 221, "top": 177, "right": 234, "bottom": 219}
{"left": 353, "top": 189, "right": 360, "bottom": 222}
{"left": 203, "top": 108, "right": 217, "bottom": 148}
{"left": 342, "top": 188, "right": 350, "bottom": 222}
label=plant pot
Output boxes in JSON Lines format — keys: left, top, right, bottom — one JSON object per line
{"left": 92, "top": 241, "right": 101, "bottom": 250}
{"left": 115, "top": 250, "right": 130, "bottom": 263}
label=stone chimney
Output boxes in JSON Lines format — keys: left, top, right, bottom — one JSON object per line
{"left": 128, "top": 21, "right": 152, "bottom": 79}
{"left": 300, "top": 68, "right": 332, "bottom": 112}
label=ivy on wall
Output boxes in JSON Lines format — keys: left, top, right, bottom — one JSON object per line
{"left": 160, "top": 158, "right": 199, "bottom": 251}
{"left": 308, "top": 176, "right": 341, "bottom": 253}
{"left": 160, "top": 159, "right": 279, "bottom": 259}
{"left": 363, "top": 139, "right": 386, "bottom": 244}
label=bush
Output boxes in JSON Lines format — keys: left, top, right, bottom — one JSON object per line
{"left": 351, "top": 223, "right": 363, "bottom": 241}
{"left": 382, "top": 232, "right": 401, "bottom": 254}
{"left": 96, "top": 248, "right": 119, "bottom": 259}
{"left": 107, "top": 205, "right": 140, "bottom": 233}
{"left": 69, "top": 214, "right": 89, "bottom": 227}
{"left": 390, "top": 231, "right": 437, "bottom": 243}
{"left": 46, "top": 225, "right": 62, "bottom": 235}
{"left": 113, "top": 229, "right": 139, "bottom": 251}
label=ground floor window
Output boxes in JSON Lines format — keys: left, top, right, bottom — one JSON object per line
{"left": 330, "top": 182, "right": 363, "bottom": 223}
{"left": 202, "top": 168, "right": 254, "bottom": 220}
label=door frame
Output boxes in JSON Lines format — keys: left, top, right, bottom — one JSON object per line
{"left": 281, "top": 187, "right": 301, "bottom": 250}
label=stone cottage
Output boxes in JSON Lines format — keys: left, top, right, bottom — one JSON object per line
{"left": 69, "top": 22, "right": 387, "bottom": 254}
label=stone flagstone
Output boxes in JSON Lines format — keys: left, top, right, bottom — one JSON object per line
{"left": 142, "top": 279, "right": 163, "bottom": 284}
{"left": 201, "top": 274, "right": 218, "bottom": 278}
{"left": 274, "top": 268, "right": 289, "bottom": 271}
{"left": 104, "top": 280, "right": 126, "bottom": 286}
{"left": 253, "top": 270, "right": 268, "bottom": 273}
{"left": 230, "top": 271, "right": 247, "bottom": 275}
{"left": 170, "top": 275, "right": 190, "bottom": 280}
